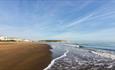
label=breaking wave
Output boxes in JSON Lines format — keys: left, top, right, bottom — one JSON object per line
{"left": 91, "top": 50, "right": 115, "bottom": 60}
{"left": 44, "top": 49, "right": 69, "bottom": 70}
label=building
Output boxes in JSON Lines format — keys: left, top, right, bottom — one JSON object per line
{"left": 0, "top": 36, "right": 31, "bottom": 42}
{"left": 0, "top": 36, "right": 8, "bottom": 40}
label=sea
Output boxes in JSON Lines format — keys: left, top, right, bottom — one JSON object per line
{"left": 44, "top": 41, "right": 115, "bottom": 70}
{"left": 49, "top": 41, "right": 115, "bottom": 58}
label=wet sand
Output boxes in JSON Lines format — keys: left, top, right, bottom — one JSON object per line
{"left": 0, "top": 42, "right": 52, "bottom": 70}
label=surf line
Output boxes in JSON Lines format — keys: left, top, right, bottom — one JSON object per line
{"left": 44, "top": 49, "right": 69, "bottom": 70}
{"left": 91, "top": 51, "right": 115, "bottom": 60}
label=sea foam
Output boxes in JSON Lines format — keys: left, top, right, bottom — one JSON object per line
{"left": 44, "top": 49, "right": 69, "bottom": 70}
{"left": 91, "top": 51, "right": 115, "bottom": 60}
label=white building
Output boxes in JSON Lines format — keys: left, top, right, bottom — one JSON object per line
{"left": 0, "top": 36, "right": 8, "bottom": 40}
{"left": 0, "top": 36, "right": 31, "bottom": 42}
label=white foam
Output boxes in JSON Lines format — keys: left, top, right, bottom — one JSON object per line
{"left": 44, "top": 49, "right": 69, "bottom": 70}
{"left": 107, "top": 65, "right": 113, "bottom": 68}
{"left": 91, "top": 51, "right": 115, "bottom": 60}
{"left": 64, "top": 44, "right": 80, "bottom": 48}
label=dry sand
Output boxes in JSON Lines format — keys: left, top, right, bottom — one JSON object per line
{"left": 0, "top": 42, "right": 52, "bottom": 70}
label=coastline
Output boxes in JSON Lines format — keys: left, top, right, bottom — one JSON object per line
{"left": 44, "top": 49, "right": 69, "bottom": 70}
{"left": 0, "top": 42, "right": 52, "bottom": 70}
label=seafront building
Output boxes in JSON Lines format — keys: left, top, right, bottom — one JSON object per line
{"left": 0, "top": 36, "right": 30, "bottom": 42}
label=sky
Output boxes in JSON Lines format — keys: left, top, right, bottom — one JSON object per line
{"left": 0, "top": 0, "right": 115, "bottom": 42}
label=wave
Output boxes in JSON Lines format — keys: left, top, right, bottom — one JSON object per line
{"left": 91, "top": 51, "right": 115, "bottom": 60}
{"left": 44, "top": 49, "right": 69, "bottom": 70}
{"left": 63, "top": 44, "right": 80, "bottom": 48}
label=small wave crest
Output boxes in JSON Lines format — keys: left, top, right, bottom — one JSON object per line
{"left": 44, "top": 49, "right": 69, "bottom": 70}
{"left": 91, "top": 51, "right": 115, "bottom": 60}
{"left": 64, "top": 44, "right": 80, "bottom": 48}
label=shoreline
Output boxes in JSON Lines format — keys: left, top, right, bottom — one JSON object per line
{"left": 0, "top": 42, "right": 52, "bottom": 70}
{"left": 44, "top": 49, "right": 69, "bottom": 70}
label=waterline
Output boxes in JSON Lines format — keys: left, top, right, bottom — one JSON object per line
{"left": 44, "top": 49, "right": 69, "bottom": 70}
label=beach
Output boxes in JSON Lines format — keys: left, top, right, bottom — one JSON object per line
{"left": 0, "top": 42, "right": 52, "bottom": 70}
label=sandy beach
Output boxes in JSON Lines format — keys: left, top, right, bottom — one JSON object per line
{"left": 0, "top": 42, "right": 52, "bottom": 70}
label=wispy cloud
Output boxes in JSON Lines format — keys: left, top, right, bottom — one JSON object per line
{"left": 65, "top": 13, "right": 94, "bottom": 28}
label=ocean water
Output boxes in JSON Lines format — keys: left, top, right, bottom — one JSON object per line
{"left": 78, "top": 42, "right": 115, "bottom": 51}
{"left": 48, "top": 42, "right": 67, "bottom": 58}
{"left": 48, "top": 42, "right": 115, "bottom": 59}
{"left": 44, "top": 42, "right": 115, "bottom": 70}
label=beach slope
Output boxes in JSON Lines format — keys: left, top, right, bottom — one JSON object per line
{"left": 0, "top": 42, "right": 51, "bottom": 70}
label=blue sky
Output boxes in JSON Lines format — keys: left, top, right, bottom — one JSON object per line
{"left": 0, "top": 0, "right": 115, "bottom": 41}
